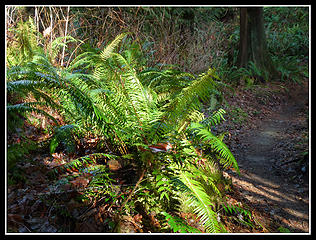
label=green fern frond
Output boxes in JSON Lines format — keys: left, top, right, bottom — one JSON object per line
{"left": 53, "top": 153, "right": 118, "bottom": 175}
{"left": 189, "top": 123, "right": 239, "bottom": 174}
{"left": 50, "top": 124, "right": 79, "bottom": 154}
{"left": 162, "top": 68, "right": 219, "bottom": 132}
{"left": 177, "top": 170, "right": 224, "bottom": 233}
{"left": 7, "top": 102, "right": 58, "bottom": 125}
{"left": 162, "top": 212, "right": 202, "bottom": 233}
{"left": 100, "top": 32, "right": 131, "bottom": 61}
{"left": 201, "top": 108, "right": 226, "bottom": 128}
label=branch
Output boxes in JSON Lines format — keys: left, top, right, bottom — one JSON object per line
{"left": 61, "top": 6, "right": 70, "bottom": 67}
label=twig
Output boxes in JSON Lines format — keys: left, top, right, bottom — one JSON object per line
{"left": 65, "top": 37, "right": 89, "bottom": 68}
{"left": 119, "top": 168, "right": 145, "bottom": 214}
{"left": 61, "top": 6, "right": 70, "bottom": 67}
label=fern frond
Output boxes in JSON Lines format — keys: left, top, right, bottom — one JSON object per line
{"left": 100, "top": 32, "right": 131, "bottom": 61}
{"left": 177, "top": 170, "right": 224, "bottom": 233}
{"left": 162, "top": 212, "right": 202, "bottom": 233}
{"left": 189, "top": 123, "right": 239, "bottom": 174}
{"left": 201, "top": 108, "right": 226, "bottom": 128}
{"left": 50, "top": 124, "right": 79, "bottom": 154}
{"left": 162, "top": 68, "right": 219, "bottom": 132}
{"left": 7, "top": 102, "right": 58, "bottom": 125}
{"left": 53, "top": 153, "right": 118, "bottom": 175}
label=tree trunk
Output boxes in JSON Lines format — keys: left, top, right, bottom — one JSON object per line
{"left": 237, "top": 7, "right": 278, "bottom": 81}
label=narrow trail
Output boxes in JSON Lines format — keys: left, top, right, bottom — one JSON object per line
{"left": 225, "top": 82, "right": 309, "bottom": 233}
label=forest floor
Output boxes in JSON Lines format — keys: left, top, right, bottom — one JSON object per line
{"left": 7, "top": 77, "right": 310, "bottom": 234}
{"left": 217, "top": 77, "right": 310, "bottom": 233}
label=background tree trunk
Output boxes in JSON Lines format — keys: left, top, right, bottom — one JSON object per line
{"left": 237, "top": 7, "right": 278, "bottom": 81}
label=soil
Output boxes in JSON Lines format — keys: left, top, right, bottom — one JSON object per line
{"left": 222, "top": 79, "right": 309, "bottom": 233}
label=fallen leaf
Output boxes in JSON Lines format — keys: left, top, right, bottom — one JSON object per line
{"left": 70, "top": 176, "right": 90, "bottom": 189}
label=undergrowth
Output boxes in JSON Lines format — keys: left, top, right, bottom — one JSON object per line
{"left": 6, "top": 26, "right": 245, "bottom": 232}
{"left": 6, "top": 7, "right": 307, "bottom": 232}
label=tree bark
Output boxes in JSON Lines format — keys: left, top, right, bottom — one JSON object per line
{"left": 237, "top": 7, "right": 278, "bottom": 81}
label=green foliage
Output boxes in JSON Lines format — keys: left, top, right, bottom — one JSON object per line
{"left": 219, "top": 7, "right": 309, "bottom": 84}
{"left": 278, "top": 226, "right": 291, "bottom": 233}
{"left": 53, "top": 153, "right": 116, "bottom": 175}
{"left": 222, "top": 202, "right": 254, "bottom": 228}
{"left": 162, "top": 212, "right": 201, "bottom": 233}
{"left": 80, "top": 165, "right": 117, "bottom": 203}
{"left": 271, "top": 55, "right": 306, "bottom": 83}
{"left": 152, "top": 168, "right": 173, "bottom": 202}
{"left": 49, "top": 36, "right": 82, "bottom": 65}
{"left": 7, "top": 32, "right": 238, "bottom": 233}
{"left": 201, "top": 108, "right": 226, "bottom": 127}
{"left": 7, "top": 139, "right": 38, "bottom": 185}
{"left": 49, "top": 124, "right": 79, "bottom": 154}
{"left": 175, "top": 168, "right": 226, "bottom": 233}
{"left": 7, "top": 17, "right": 41, "bottom": 67}
{"left": 264, "top": 7, "right": 309, "bottom": 83}
{"left": 264, "top": 7, "right": 309, "bottom": 61}
{"left": 7, "top": 139, "right": 37, "bottom": 171}
{"left": 189, "top": 122, "right": 239, "bottom": 173}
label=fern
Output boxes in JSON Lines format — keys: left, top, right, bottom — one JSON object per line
{"left": 162, "top": 212, "right": 202, "bottom": 233}
{"left": 162, "top": 68, "right": 219, "bottom": 132}
{"left": 222, "top": 202, "right": 255, "bottom": 228}
{"left": 201, "top": 108, "right": 226, "bottom": 128}
{"left": 53, "top": 153, "right": 117, "bottom": 175}
{"left": 7, "top": 32, "right": 239, "bottom": 233}
{"left": 7, "top": 17, "right": 41, "bottom": 67}
{"left": 100, "top": 32, "right": 130, "bottom": 60}
{"left": 189, "top": 122, "right": 239, "bottom": 174}
{"left": 49, "top": 124, "right": 79, "bottom": 154}
{"left": 176, "top": 169, "right": 225, "bottom": 233}
{"left": 7, "top": 102, "right": 58, "bottom": 126}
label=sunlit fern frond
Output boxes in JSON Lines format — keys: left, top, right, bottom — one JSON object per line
{"left": 161, "top": 68, "right": 219, "bottom": 132}
{"left": 100, "top": 32, "right": 131, "bottom": 61}
{"left": 176, "top": 169, "right": 226, "bottom": 233}
{"left": 162, "top": 211, "right": 202, "bottom": 233}
{"left": 189, "top": 123, "right": 239, "bottom": 174}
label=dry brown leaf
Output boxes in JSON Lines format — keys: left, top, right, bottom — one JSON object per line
{"left": 70, "top": 176, "right": 90, "bottom": 189}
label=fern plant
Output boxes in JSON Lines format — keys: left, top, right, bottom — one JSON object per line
{"left": 6, "top": 17, "right": 41, "bottom": 67}
{"left": 7, "top": 32, "right": 239, "bottom": 233}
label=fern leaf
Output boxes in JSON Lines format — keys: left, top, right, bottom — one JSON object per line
{"left": 162, "top": 68, "right": 219, "bottom": 132}
{"left": 162, "top": 212, "right": 202, "bottom": 233}
{"left": 100, "top": 32, "right": 130, "bottom": 61}
{"left": 53, "top": 153, "right": 117, "bottom": 175}
{"left": 190, "top": 123, "right": 239, "bottom": 175}
{"left": 178, "top": 170, "right": 224, "bottom": 233}
{"left": 202, "top": 108, "right": 226, "bottom": 127}
{"left": 7, "top": 102, "right": 58, "bottom": 125}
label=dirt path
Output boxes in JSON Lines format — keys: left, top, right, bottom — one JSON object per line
{"left": 225, "top": 81, "right": 309, "bottom": 233}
